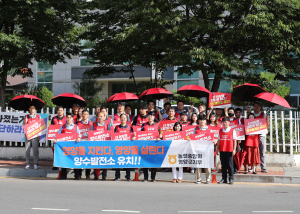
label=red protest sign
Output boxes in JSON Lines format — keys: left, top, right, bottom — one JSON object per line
{"left": 78, "top": 124, "right": 92, "bottom": 140}
{"left": 163, "top": 131, "right": 186, "bottom": 140}
{"left": 230, "top": 124, "right": 245, "bottom": 140}
{"left": 183, "top": 125, "right": 198, "bottom": 137}
{"left": 111, "top": 132, "right": 133, "bottom": 140}
{"left": 56, "top": 133, "right": 79, "bottom": 141}
{"left": 244, "top": 118, "right": 268, "bottom": 135}
{"left": 136, "top": 131, "right": 159, "bottom": 140}
{"left": 189, "top": 132, "right": 214, "bottom": 141}
{"left": 160, "top": 120, "right": 176, "bottom": 132}
{"left": 208, "top": 92, "right": 231, "bottom": 108}
{"left": 23, "top": 118, "right": 47, "bottom": 140}
{"left": 88, "top": 130, "right": 111, "bottom": 141}
{"left": 132, "top": 125, "right": 142, "bottom": 132}
{"left": 209, "top": 126, "right": 222, "bottom": 140}
{"left": 47, "top": 125, "right": 62, "bottom": 140}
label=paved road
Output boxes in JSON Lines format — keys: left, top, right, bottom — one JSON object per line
{"left": 0, "top": 178, "right": 299, "bottom": 214}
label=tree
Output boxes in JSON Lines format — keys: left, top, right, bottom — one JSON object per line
{"left": 82, "top": 0, "right": 300, "bottom": 92}
{"left": 0, "top": 0, "right": 83, "bottom": 110}
{"left": 19, "top": 85, "right": 55, "bottom": 109}
{"left": 72, "top": 73, "right": 104, "bottom": 109}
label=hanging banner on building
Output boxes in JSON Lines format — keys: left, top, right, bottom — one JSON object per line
{"left": 135, "top": 131, "right": 159, "bottom": 140}
{"left": 54, "top": 140, "right": 214, "bottom": 168}
{"left": 47, "top": 125, "right": 62, "bottom": 140}
{"left": 0, "top": 112, "right": 48, "bottom": 142}
{"left": 208, "top": 93, "right": 231, "bottom": 108}
{"left": 244, "top": 118, "right": 268, "bottom": 135}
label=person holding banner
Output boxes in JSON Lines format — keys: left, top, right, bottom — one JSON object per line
{"left": 171, "top": 122, "right": 184, "bottom": 183}
{"left": 72, "top": 103, "right": 80, "bottom": 122}
{"left": 92, "top": 112, "right": 111, "bottom": 180}
{"left": 125, "top": 104, "right": 135, "bottom": 122}
{"left": 51, "top": 106, "right": 67, "bottom": 170}
{"left": 217, "top": 117, "right": 237, "bottom": 185}
{"left": 175, "top": 100, "right": 188, "bottom": 120}
{"left": 194, "top": 115, "right": 213, "bottom": 184}
{"left": 23, "top": 105, "right": 41, "bottom": 170}
{"left": 54, "top": 113, "right": 81, "bottom": 180}
{"left": 139, "top": 111, "right": 161, "bottom": 182}
{"left": 163, "top": 107, "right": 179, "bottom": 122}
{"left": 161, "top": 102, "right": 171, "bottom": 120}
{"left": 114, "top": 114, "right": 132, "bottom": 181}
{"left": 180, "top": 112, "right": 189, "bottom": 128}
{"left": 247, "top": 101, "right": 269, "bottom": 173}
{"left": 148, "top": 100, "right": 163, "bottom": 121}
{"left": 91, "top": 105, "right": 101, "bottom": 123}
{"left": 244, "top": 113, "right": 260, "bottom": 174}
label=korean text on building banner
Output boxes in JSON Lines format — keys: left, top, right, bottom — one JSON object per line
{"left": 244, "top": 118, "right": 268, "bottom": 135}
{"left": 0, "top": 112, "right": 48, "bottom": 142}
{"left": 229, "top": 124, "right": 245, "bottom": 140}
{"left": 54, "top": 140, "right": 214, "bottom": 168}
{"left": 208, "top": 92, "right": 231, "bottom": 108}
{"left": 47, "top": 125, "right": 62, "bottom": 140}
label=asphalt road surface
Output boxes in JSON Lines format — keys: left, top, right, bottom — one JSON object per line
{"left": 0, "top": 178, "right": 299, "bottom": 214}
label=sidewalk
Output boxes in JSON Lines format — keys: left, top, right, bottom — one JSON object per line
{"left": 0, "top": 160, "right": 300, "bottom": 184}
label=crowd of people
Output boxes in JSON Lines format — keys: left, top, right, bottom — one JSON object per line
{"left": 23, "top": 100, "right": 269, "bottom": 184}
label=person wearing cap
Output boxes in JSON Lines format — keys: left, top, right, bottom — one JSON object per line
{"left": 175, "top": 100, "right": 188, "bottom": 120}
{"left": 140, "top": 111, "right": 161, "bottom": 182}
{"left": 51, "top": 106, "right": 67, "bottom": 170}
{"left": 193, "top": 115, "right": 216, "bottom": 184}
{"left": 161, "top": 102, "right": 171, "bottom": 120}
{"left": 91, "top": 105, "right": 101, "bottom": 123}
{"left": 179, "top": 112, "right": 189, "bottom": 128}
{"left": 23, "top": 105, "right": 41, "bottom": 170}
{"left": 147, "top": 100, "right": 163, "bottom": 121}
{"left": 72, "top": 103, "right": 80, "bottom": 122}
{"left": 54, "top": 112, "right": 81, "bottom": 180}
{"left": 247, "top": 101, "right": 269, "bottom": 173}
{"left": 217, "top": 117, "right": 237, "bottom": 185}
{"left": 125, "top": 104, "right": 135, "bottom": 122}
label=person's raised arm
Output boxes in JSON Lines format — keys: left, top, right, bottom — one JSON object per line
{"left": 224, "top": 107, "right": 228, "bottom": 117}
{"left": 207, "top": 106, "right": 214, "bottom": 120}
{"left": 156, "top": 107, "right": 163, "bottom": 121}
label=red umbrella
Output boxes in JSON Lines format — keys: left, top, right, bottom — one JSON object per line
{"left": 232, "top": 83, "right": 267, "bottom": 102}
{"left": 234, "top": 150, "right": 247, "bottom": 171}
{"left": 177, "top": 85, "right": 210, "bottom": 98}
{"left": 9, "top": 95, "right": 46, "bottom": 111}
{"left": 106, "top": 92, "right": 139, "bottom": 103}
{"left": 254, "top": 92, "right": 291, "bottom": 109}
{"left": 52, "top": 93, "right": 86, "bottom": 108}
{"left": 139, "top": 88, "right": 173, "bottom": 100}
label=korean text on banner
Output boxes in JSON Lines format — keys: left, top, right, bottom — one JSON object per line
{"left": 189, "top": 133, "right": 214, "bottom": 141}
{"left": 244, "top": 118, "right": 268, "bottom": 135}
{"left": 208, "top": 92, "right": 231, "bottom": 108}
{"left": 230, "top": 124, "right": 245, "bottom": 140}
{"left": 88, "top": 130, "right": 111, "bottom": 141}
{"left": 23, "top": 118, "right": 47, "bottom": 140}
{"left": 209, "top": 126, "right": 222, "bottom": 140}
{"left": 54, "top": 140, "right": 214, "bottom": 169}
{"left": 136, "top": 131, "right": 159, "bottom": 140}
{"left": 183, "top": 125, "right": 198, "bottom": 137}
{"left": 47, "top": 125, "right": 62, "bottom": 140}
{"left": 160, "top": 120, "right": 177, "bottom": 133}
{"left": 56, "top": 133, "right": 79, "bottom": 141}
{"left": 78, "top": 124, "right": 92, "bottom": 140}
{"left": 111, "top": 132, "right": 133, "bottom": 140}
{"left": 163, "top": 131, "right": 186, "bottom": 140}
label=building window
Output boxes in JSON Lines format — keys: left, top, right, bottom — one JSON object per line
{"left": 37, "top": 62, "right": 53, "bottom": 91}
{"left": 208, "top": 71, "right": 231, "bottom": 92}
{"left": 177, "top": 71, "right": 199, "bottom": 79}
{"left": 80, "top": 50, "right": 95, "bottom": 66}
{"left": 177, "top": 80, "right": 199, "bottom": 90}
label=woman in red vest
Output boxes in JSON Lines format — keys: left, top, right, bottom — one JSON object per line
{"left": 244, "top": 113, "right": 260, "bottom": 174}
{"left": 171, "top": 122, "right": 184, "bottom": 183}
{"left": 217, "top": 117, "right": 237, "bottom": 185}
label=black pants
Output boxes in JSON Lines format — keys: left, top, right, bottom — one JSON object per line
{"left": 233, "top": 144, "right": 240, "bottom": 172}
{"left": 115, "top": 169, "right": 131, "bottom": 179}
{"left": 74, "top": 169, "right": 91, "bottom": 178}
{"left": 102, "top": 169, "right": 107, "bottom": 178}
{"left": 220, "top": 152, "right": 234, "bottom": 181}
{"left": 143, "top": 168, "right": 157, "bottom": 180}
{"left": 61, "top": 168, "right": 67, "bottom": 178}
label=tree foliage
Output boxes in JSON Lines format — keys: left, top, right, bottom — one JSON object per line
{"left": 82, "top": 0, "right": 300, "bottom": 93}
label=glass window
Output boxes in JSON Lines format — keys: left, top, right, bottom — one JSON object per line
{"left": 209, "top": 80, "right": 231, "bottom": 93}
{"left": 178, "top": 71, "right": 199, "bottom": 79}
{"left": 80, "top": 58, "right": 95, "bottom": 66}
{"left": 177, "top": 80, "right": 199, "bottom": 90}
{"left": 37, "top": 83, "right": 53, "bottom": 91}
{"left": 208, "top": 71, "right": 231, "bottom": 78}
{"left": 289, "top": 96, "right": 298, "bottom": 108}
{"left": 289, "top": 80, "right": 300, "bottom": 94}
{"left": 37, "top": 72, "right": 53, "bottom": 82}
{"left": 38, "top": 62, "right": 53, "bottom": 71}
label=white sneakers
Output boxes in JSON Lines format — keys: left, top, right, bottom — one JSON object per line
{"left": 25, "top": 164, "right": 30, "bottom": 170}
{"left": 196, "top": 179, "right": 201, "bottom": 184}
{"left": 34, "top": 165, "right": 38, "bottom": 170}
{"left": 190, "top": 169, "right": 195, "bottom": 173}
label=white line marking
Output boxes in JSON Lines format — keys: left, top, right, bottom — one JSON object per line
{"left": 102, "top": 210, "right": 140, "bottom": 213}
{"left": 252, "top": 212, "right": 294, "bottom": 213}
{"left": 178, "top": 212, "right": 222, "bottom": 213}
{"left": 31, "top": 208, "right": 69, "bottom": 211}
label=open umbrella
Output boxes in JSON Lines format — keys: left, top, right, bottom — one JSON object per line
{"left": 139, "top": 88, "right": 173, "bottom": 100}
{"left": 254, "top": 92, "right": 291, "bottom": 109}
{"left": 8, "top": 95, "right": 46, "bottom": 111}
{"left": 232, "top": 83, "right": 267, "bottom": 102}
{"left": 177, "top": 85, "right": 210, "bottom": 98}
{"left": 52, "top": 93, "right": 86, "bottom": 108}
{"left": 233, "top": 150, "right": 247, "bottom": 172}
{"left": 106, "top": 92, "right": 139, "bottom": 103}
